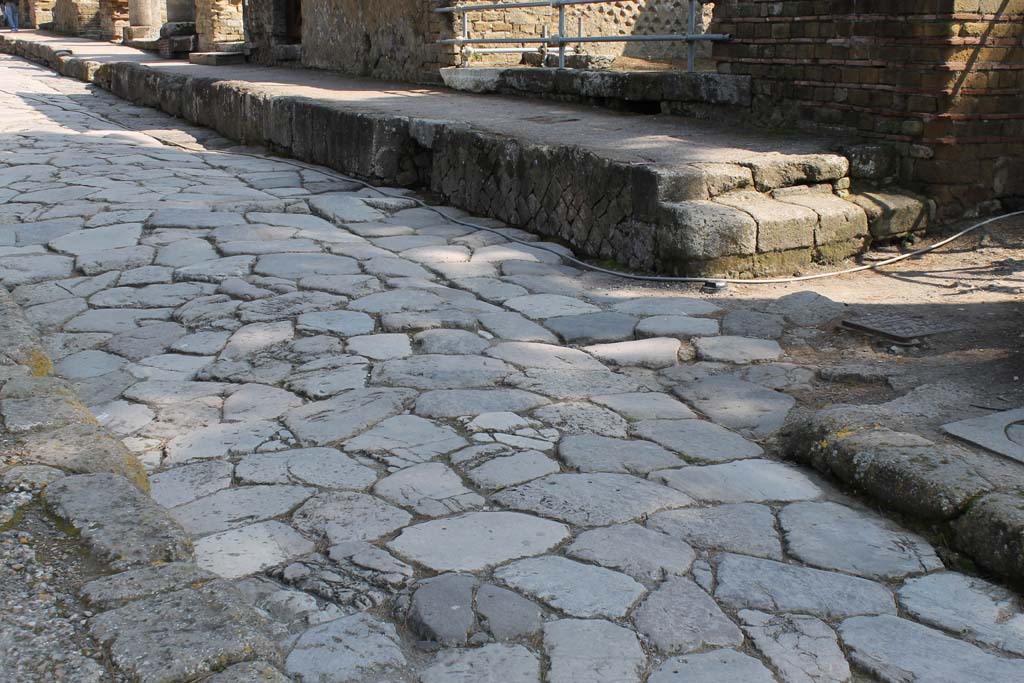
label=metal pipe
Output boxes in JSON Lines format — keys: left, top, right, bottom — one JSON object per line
{"left": 687, "top": 0, "right": 697, "bottom": 72}
{"left": 558, "top": 2, "right": 566, "bottom": 68}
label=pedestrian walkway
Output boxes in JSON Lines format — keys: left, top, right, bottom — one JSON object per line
{"left": 2, "top": 53, "right": 1022, "bottom": 683}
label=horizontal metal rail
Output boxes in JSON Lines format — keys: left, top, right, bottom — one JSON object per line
{"left": 436, "top": 0, "right": 728, "bottom": 72}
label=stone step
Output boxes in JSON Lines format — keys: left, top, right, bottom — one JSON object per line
{"left": 189, "top": 51, "right": 246, "bottom": 66}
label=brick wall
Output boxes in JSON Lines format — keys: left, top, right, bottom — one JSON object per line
{"left": 52, "top": 0, "right": 102, "bottom": 36}
{"left": 23, "top": 0, "right": 55, "bottom": 27}
{"left": 196, "top": 0, "right": 244, "bottom": 50}
{"left": 98, "top": 0, "right": 128, "bottom": 39}
{"left": 710, "top": 0, "right": 1024, "bottom": 215}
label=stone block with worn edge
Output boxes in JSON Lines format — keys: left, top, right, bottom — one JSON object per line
{"left": 89, "top": 581, "right": 281, "bottom": 683}
{"left": 44, "top": 473, "right": 192, "bottom": 570}
{"left": 81, "top": 562, "right": 218, "bottom": 610}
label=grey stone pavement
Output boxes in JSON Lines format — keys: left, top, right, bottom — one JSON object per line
{"left": 2, "top": 53, "right": 1023, "bottom": 683}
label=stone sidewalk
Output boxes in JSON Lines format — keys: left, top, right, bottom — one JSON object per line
{"left": 1, "top": 54, "right": 1023, "bottom": 683}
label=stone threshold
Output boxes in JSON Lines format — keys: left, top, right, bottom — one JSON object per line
{"left": 0, "top": 285, "right": 291, "bottom": 681}
{"left": 1, "top": 32, "right": 930, "bottom": 277}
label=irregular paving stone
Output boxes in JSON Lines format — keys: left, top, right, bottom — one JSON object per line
{"left": 285, "top": 613, "right": 405, "bottom": 683}
{"left": 150, "top": 460, "right": 235, "bottom": 508}
{"left": 344, "top": 414, "right": 468, "bottom": 467}
{"left": 222, "top": 383, "right": 304, "bottom": 422}
{"left": 544, "top": 312, "right": 638, "bottom": 344}
{"left": 648, "top": 504, "right": 783, "bottom": 560}
{"left": 387, "top": 511, "right": 569, "bottom": 572}
{"left": 559, "top": 434, "right": 683, "bottom": 474}
{"left": 203, "top": 662, "right": 290, "bottom": 683}
{"left": 633, "top": 577, "right": 743, "bottom": 654}
{"left": 381, "top": 307, "right": 477, "bottom": 332}
{"left": 494, "top": 473, "right": 692, "bottom": 526}
{"left": 477, "top": 311, "right": 558, "bottom": 343}
{"left": 89, "top": 582, "right": 280, "bottom": 683}
{"left": 421, "top": 644, "right": 540, "bottom": 683}
{"left": 92, "top": 399, "right": 155, "bottom": 436}
{"left": 765, "top": 290, "right": 845, "bottom": 327}
{"left": 414, "top": 388, "right": 550, "bottom": 418}
{"left": 738, "top": 362, "right": 816, "bottom": 392}
{"left": 413, "top": 328, "right": 490, "bottom": 355}
{"left": 374, "top": 462, "right": 484, "bottom": 516}
{"left": 584, "top": 338, "right": 682, "bottom": 369}
{"left": 898, "top": 573, "right": 1024, "bottom": 655}
{"left": 533, "top": 401, "right": 628, "bottom": 437}
{"left": 649, "top": 650, "right": 776, "bottom": 683}
{"left": 194, "top": 521, "right": 316, "bottom": 579}
{"left": 165, "top": 419, "right": 285, "bottom": 464}
{"left": 284, "top": 388, "right": 417, "bottom": 445}
{"left": 171, "top": 484, "right": 313, "bottom": 537}
{"left": 371, "top": 354, "right": 515, "bottom": 389}
{"left": 221, "top": 321, "right": 294, "bottom": 360}
{"left": 476, "top": 583, "right": 543, "bottom": 641}
{"left": 235, "top": 448, "right": 378, "bottom": 490}
{"left": 840, "top": 614, "right": 1024, "bottom": 683}
{"left": 715, "top": 553, "right": 896, "bottom": 618}
{"left": 693, "top": 336, "right": 783, "bottom": 364}
{"left": 652, "top": 459, "right": 822, "bottom": 503}
{"left": 254, "top": 252, "right": 360, "bottom": 279}
{"left": 611, "top": 297, "right": 720, "bottom": 317}
{"left": 348, "top": 289, "right": 444, "bottom": 313}
{"left": 591, "top": 392, "right": 696, "bottom": 420}
{"left": 0, "top": 253, "right": 75, "bottom": 284}
{"left": 292, "top": 491, "right": 412, "bottom": 544}
{"left": 505, "top": 293, "right": 600, "bottom": 319}
{"left": 89, "top": 283, "right": 215, "bottom": 309}
{"left": 567, "top": 523, "right": 695, "bottom": 583}
{"left": 509, "top": 367, "right": 644, "bottom": 400}
{"left": 780, "top": 501, "right": 942, "bottom": 579}
{"left": 238, "top": 291, "right": 347, "bottom": 323}
{"left": 632, "top": 419, "right": 763, "bottom": 462}
{"left": 408, "top": 573, "right": 479, "bottom": 646}
{"left": 345, "top": 333, "right": 412, "bottom": 359}
{"left": 44, "top": 474, "right": 192, "bottom": 571}
{"left": 54, "top": 349, "right": 126, "bottom": 378}
{"left": 295, "top": 310, "right": 374, "bottom": 336}
{"left": 81, "top": 562, "right": 217, "bottom": 610}
{"left": 485, "top": 341, "right": 605, "bottom": 370}
{"left": 268, "top": 550, "right": 403, "bottom": 613}
{"left": 636, "top": 314, "right": 720, "bottom": 339}
{"left": 466, "top": 451, "right": 561, "bottom": 490}
{"left": 65, "top": 307, "right": 174, "bottom": 333}
{"left": 544, "top": 619, "right": 645, "bottom": 683}
{"left": 674, "top": 376, "right": 796, "bottom": 438}
{"left": 495, "top": 556, "right": 645, "bottom": 618}
{"left": 105, "top": 322, "right": 188, "bottom": 361}
{"left": 722, "top": 309, "right": 786, "bottom": 339}
{"left": 740, "top": 610, "right": 852, "bottom": 683}
{"left": 176, "top": 255, "right": 255, "bottom": 282}
{"left": 285, "top": 355, "right": 369, "bottom": 398}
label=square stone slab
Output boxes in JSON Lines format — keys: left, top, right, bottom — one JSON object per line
{"left": 942, "top": 408, "right": 1024, "bottom": 463}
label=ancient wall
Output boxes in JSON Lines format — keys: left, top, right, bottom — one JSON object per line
{"left": 299, "top": 0, "right": 451, "bottom": 82}
{"left": 456, "top": 0, "right": 715, "bottom": 67}
{"left": 98, "top": 0, "right": 129, "bottom": 39}
{"left": 196, "top": 0, "right": 244, "bottom": 50}
{"left": 710, "top": 0, "right": 1024, "bottom": 216}
{"left": 23, "top": 0, "right": 56, "bottom": 27}
{"left": 52, "top": 0, "right": 102, "bottom": 36}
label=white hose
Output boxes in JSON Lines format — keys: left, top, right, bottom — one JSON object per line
{"left": 10, "top": 85, "right": 1021, "bottom": 286}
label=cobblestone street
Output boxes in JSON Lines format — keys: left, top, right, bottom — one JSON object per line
{"left": 2, "top": 53, "right": 1024, "bottom": 683}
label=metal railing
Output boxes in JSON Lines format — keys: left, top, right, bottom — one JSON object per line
{"left": 436, "top": 0, "right": 729, "bottom": 72}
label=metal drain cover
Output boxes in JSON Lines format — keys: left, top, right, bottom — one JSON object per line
{"left": 841, "top": 312, "right": 961, "bottom": 343}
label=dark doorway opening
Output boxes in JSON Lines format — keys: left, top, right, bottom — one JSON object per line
{"left": 284, "top": 0, "right": 302, "bottom": 44}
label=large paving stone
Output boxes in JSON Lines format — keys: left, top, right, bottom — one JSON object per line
{"left": 408, "top": 573, "right": 478, "bottom": 646}
{"left": 611, "top": 297, "right": 720, "bottom": 317}
{"left": 194, "top": 520, "right": 316, "bottom": 579}
{"left": 44, "top": 474, "right": 192, "bottom": 571}
{"left": 171, "top": 484, "right": 312, "bottom": 537}
{"left": 509, "top": 367, "right": 644, "bottom": 400}
{"left": 292, "top": 491, "right": 412, "bottom": 544}
{"left": 414, "top": 388, "right": 550, "bottom": 418}
{"left": 285, "top": 613, "right": 405, "bottom": 683}
{"left": 898, "top": 573, "right": 1024, "bottom": 656}
{"left": 839, "top": 614, "right": 1024, "bottom": 683}
{"left": 476, "top": 583, "right": 543, "bottom": 641}
{"left": 633, "top": 577, "right": 743, "bottom": 654}
{"left": 721, "top": 309, "right": 785, "bottom": 338}
{"left": 466, "top": 450, "right": 560, "bottom": 490}
{"left": 413, "top": 328, "right": 489, "bottom": 355}
{"left": 780, "top": 501, "right": 942, "bottom": 579}
{"left": 477, "top": 311, "right": 558, "bottom": 343}
{"left": 344, "top": 414, "right": 468, "bottom": 467}
{"left": 765, "top": 290, "right": 845, "bottom": 327}
{"left": 693, "top": 336, "right": 783, "bottom": 364}
{"left": 105, "top": 322, "right": 188, "bottom": 361}
{"left": 284, "top": 388, "right": 417, "bottom": 445}
{"left": 80, "top": 562, "right": 217, "bottom": 611}
{"left": 387, "top": 511, "right": 569, "bottom": 572}
{"left": 533, "top": 401, "right": 628, "bottom": 437}
{"left": 544, "top": 312, "right": 638, "bottom": 344}
{"left": 715, "top": 553, "right": 896, "bottom": 618}
{"left": 652, "top": 459, "right": 822, "bottom": 503}
{"left": 648, "top": 503, "right": 782, "bottom": 559}
{"left": 493, "top": 473, "right": 693, "bottom": 526}
{"left": 150, "top": 460, "right": 234, "bottom": 508}
{"left": 544, "top": 619, "right": 645, "bottom": 683}
{"left": 348, "top": 289, "right": 444, "bottom": 313}
{"left": 165, "top": 420, "right": 285, "bottom": 464}
{"left": 371, "top": 354, "right": 515, "bottom": 389}
{"left": 567, "top": 523, "right": 695, "bottom": 583}
{"left": 220, "top": 321, "right": 295, "bottom": 360}
{"left": 0, "top": 253, "right": 75, "bottom": 284}
{"left": 583, "top": 338, "right": 682, "bottom": 369}
{"left": 485, "top": 341, "right": 604, "bottom": 370}
{"left": 238, "top": 291, "right": 347, "bottom": 323}
{"left": 591, "top": 392, "right": 696, "bottom": 420}
{"left": 421, "top": 644, "right": 540, "bottom": 683}
{"left": 374, "top": 462, "right": 484, "bottom": 516}
{"left": 295, "top": 310, "right": 374, "bottom": 336}
{"left": 674, "top": 376, "right": 796, "bottom": 438}
{"left": 632, "top": 419, "right": 763, "bottom": 462}
{"left": 234, "top": 447, "right": 377, "bottom": 490}
{"left": 222, "top": 383, "right": 304, "bottom": 422}
{"left": 558, "top": 434, "right": 683, "bottom": 474}
{"left": 505, "top": 293, "right": 600, "bottom": 319}
{"left": 495, "top": 555, "right": 645, "bottom": 618}
{"left": 89, "top": 582, "right": 280, "bottom": 683}
{"left": 649, "top": 650, "right": 776, "bottom": 683}
{"left": 740, "top": 610, "right": 851, "bottom": 683}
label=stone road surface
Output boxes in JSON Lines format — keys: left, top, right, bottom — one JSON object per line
{"left": 2, "top": 54, "right": 1024, "bottom": 683}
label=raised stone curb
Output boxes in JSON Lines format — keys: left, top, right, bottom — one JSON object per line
{"left": 0, "top": 33, "right": 930, "bottom": 277}
{"left": 783, "top": 414, "right": 1024, "bottom": 582}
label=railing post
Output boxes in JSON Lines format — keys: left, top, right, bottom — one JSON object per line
{"left": 687, "top": 0, "right": 697, "bottom": 73}
{"left": 558, "top": 1, "right": 566, "bottom": 68}
{"left": 462, "top": 11, "right": 470, "bottom": 66}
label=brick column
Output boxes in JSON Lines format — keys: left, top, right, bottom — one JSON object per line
{"left": 195, "top": 0, "right": 244, "bottom": 51}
